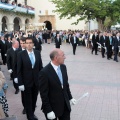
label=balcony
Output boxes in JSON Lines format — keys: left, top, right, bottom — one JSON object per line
{"left": 0, "top": 2, "right": 35, "bottom": 16}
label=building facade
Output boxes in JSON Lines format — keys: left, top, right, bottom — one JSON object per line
{"left": 0, "top": 0, "right": 98, "bottom": 32}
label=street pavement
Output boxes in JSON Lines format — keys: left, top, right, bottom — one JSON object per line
{"left": 1, "top": 42, "right": 120, "bottom": 120}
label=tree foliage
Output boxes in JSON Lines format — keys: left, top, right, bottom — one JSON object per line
{"left": 50, "top": 0, "right": 120, "bottom": 30}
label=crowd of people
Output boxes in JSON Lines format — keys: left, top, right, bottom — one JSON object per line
{"left": 0, "top": 0, "right": 35, "bottom": 10}
{"left": 0, "top": 29, "right": 120, "bottom": 120}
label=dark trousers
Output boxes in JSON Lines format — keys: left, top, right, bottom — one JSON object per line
{"left": 114, "top": 47, "right": 119, "bottom": 61}
{"left": 72, "top": 44, "right": 77, "bottom": 55}
{"left": 21, "top": 91, "right": 26, "bottom": 109}
{"left": 92, "top": 44, "right": 98, "bottom": 54}
{"left": 101, "top": 47, "right": 105, "bottom": 57}
{"left": 24, "top": 84, "right": 38, "bottom": 120}
{"left": 1, "top": 53, "right": 6, "bottom": 64}
{"left": 45, "top": 103, "right": 70, "bottom": 120}
{"left": 107, "top": 45, "right": 112, "bottom": 59}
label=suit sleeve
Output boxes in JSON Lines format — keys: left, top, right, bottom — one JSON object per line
{"left": 17, "top": 52, "right": 24, "bottom": 86}
{"left": 6, "top": 50, "right": 11, "bottom": 70}
{"left": 39, "top": 70, "right": 52, "bottom": 113}
{"left": 64, "top": 65, "right": 73, "bottom": 100}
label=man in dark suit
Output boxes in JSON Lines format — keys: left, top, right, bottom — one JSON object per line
{"left": 55, "top": 33, "right": 61, "bottom": 48}
{"left": 17, "top": 37, "right": 43, "bottom": 120}
{"left": 6, "top": 39, "right": 19, "bottom": 94}
{"left": 91, "top": 31, "right": 99, "bottom": 55}
{"left": 70, "top": 33, "right": 79, "bottom": 55}
{"left": 39, "top": 48, "right": 76, "bottom": 120}
{"left": 6, "top": 36, "right": 12, "bottom": 50}
{"left": 105, "top": 32, "right": 113, "bottom": 60}
{"left": 113, "top": 32, "right": 120, "bottom": 62}
{"left": 0, "top": 36, "right": 7, "bottom": 65}
{"left": 33, "top": 34, "right": 42, "bottom": 52}
{"left": 13, "top": 37, "right": 26, "bottom": 114}
{"left": 100, "top": 32, "right": 107, "bottom": 58}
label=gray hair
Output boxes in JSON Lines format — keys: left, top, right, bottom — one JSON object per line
{"left": 50, "top": 50, "right": 59, "bottom": 60}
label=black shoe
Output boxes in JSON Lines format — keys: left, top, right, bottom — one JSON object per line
{"left": 34, "top": 115, "right": 38, "bottom": 120}
{"left": 107, "top": 58, "right": 110, "bottom": 60}
{"left": 22, "top": 108, "right": 26, "bottom": 114}
{"left": 91, "top": 51, "right": 93, "bottom": 54}
{"left": 15, "top": 89, "right": 19, "bottom": 94}
{"left": 95, "top": 54, "right": 98, "bottom": 55}
{"left": 116, "top": 60, "right": 118, "bottom": 62}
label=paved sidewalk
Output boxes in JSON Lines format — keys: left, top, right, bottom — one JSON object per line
{"left": 1, "top": 43, "right": 120, "bottom": 120}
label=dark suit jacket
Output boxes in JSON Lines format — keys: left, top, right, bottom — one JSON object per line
{"left": 113, "top": 36, "right": 120, "bottom": 49}
{"left": 105, "top": 36, "right": 113, "bottom": 48}
{"left": 55, "top": 37, "right": 61, "bottom": 48}
{"left": 39, "top": 63, "right": 72, "bottom": 117}
{"left": 70, "top": 36, "right": 79, "bottom": 45}
{"left": 33, "top": 38, "right": 42, "bottom": 51}
{"left": 6, "top": 41, "right": 12, "bottom": 50}
{"left": 13, "top": 48, "right": 22, "bottom": 78}
{"left": 6, "top": 47, "right": 16, "bottom": 70}
{"left": 17, "top": 50, "right": 43, "bottom": 87}
{"left": 92, "top": 34, "right": 99, "bottom": 46}
{"left": 100, "top": 35, "right": 107, "bottom": 47}
{"left": 0, "top": 40, "right": 7, "bottom": 54}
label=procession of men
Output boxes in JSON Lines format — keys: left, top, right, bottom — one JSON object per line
{"left": 0, "top": 29, "right": 120, "bottom": 120}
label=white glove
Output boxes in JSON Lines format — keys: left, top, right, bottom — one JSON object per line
{"left": 4, "top": 54, "right": 7, "bottom": 56}
{"left": 8, "top": 69, "right": 13, "bottom": 73}
{"left": 19, "top": 85, "right": 25, "bottom": 91}
{"left": 70, "top": 98, "right": 77, "bottom": 105}
{"left": 112, "top": 46, "right": 114, "bottom": 50}
{"left": 33, "top": 46, "right": 35, "bottom": 48}
{"left": 47, "top": 111, "right": 56, "bottom": 120}
{"left": 14, "top": 78, "right": 18, "bottom": 83}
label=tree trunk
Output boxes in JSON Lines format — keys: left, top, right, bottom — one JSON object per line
{"left": 97, "top": 18, "right": 105, "bottom": 31}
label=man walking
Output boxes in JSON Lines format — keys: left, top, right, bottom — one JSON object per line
{"left": 39, "top": 48, "right": 76, "bottom": 120}
{"left": 17, "top": 37, "right": 43, "bottom": 120}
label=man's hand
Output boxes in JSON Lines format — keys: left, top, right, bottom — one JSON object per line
{"left": 14, "top": 78, "right": 18, "bottom": 83}
{"left": 8, "top": 69, "right": 13, "bottom": 73}
{"left": 47, "top": 111, "right": 56, "bottom": 120}
{"left": 19, "top": 85, "right": 25, "bottom": 91}
{"left": 70, "top": 98, "right": 77, "bottom": 105}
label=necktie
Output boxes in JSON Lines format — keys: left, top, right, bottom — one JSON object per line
{"left": 57, "top": 66, "right": 63, "bottom": 85}
{"left": 29, "top": 53, "right": 35, "bottom": 68}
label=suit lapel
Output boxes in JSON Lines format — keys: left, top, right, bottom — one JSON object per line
{"left": 24, "top": 50, "right": 32, "bottom": 67}
{"left": 48, "top": 63, "right": 62, "bottom": 86}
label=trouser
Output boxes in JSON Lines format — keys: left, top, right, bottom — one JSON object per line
{"left": 101, "top": 47, "right": 105, "bottom": 57}
{"left": 114, "top": 47, "right": 119, "bottom": 61}
{"left": 72, "top": 44, "right": 77, "bottom": 55}
{"left": 92, "top": 44, "right": 98, "bottom": 54}
{"left": 25, "top": 84, "right": 38, "bottom": 120}
{"left": 21, "top": 91, "right": 26, "bottom": 109}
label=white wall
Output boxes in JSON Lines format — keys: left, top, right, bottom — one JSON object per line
{"left": 28, "top": 0, "right": 98, "bottom": 30}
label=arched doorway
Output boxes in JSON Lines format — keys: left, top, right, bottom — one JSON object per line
{"left": 44, "top": 21, "right": 52, "bottom": 30}
{"left": 25, "top": 19, "right": 29, "bottom": 30}
{"left": 2, "top": 16, "right": 8, "bottom": 32}
{"left": 14, "top": 17, "right": 21, "bottom": 31}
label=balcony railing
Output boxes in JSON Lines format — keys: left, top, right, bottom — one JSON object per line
{"left": 0, "top": 2, "right": 35, "bottom": 15}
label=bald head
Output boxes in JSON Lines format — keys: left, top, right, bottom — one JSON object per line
{"left": 12, "top": 40, "right": 19, "bottom": 48}
{"left": 50, "top": 49, "right": 65, "bottom": 65}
